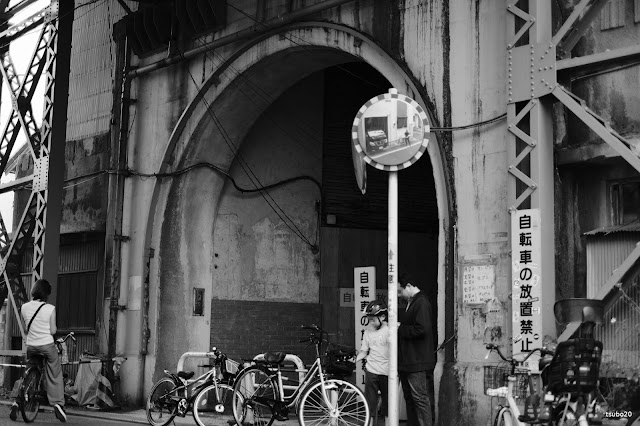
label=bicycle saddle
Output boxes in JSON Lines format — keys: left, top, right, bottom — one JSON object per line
{"left": 263, "top": 352, "right": 286, "bottom": 365}
{"left": 177, "top": 371, "right": 194, "bottom": 380}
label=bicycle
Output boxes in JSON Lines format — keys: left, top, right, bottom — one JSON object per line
{"left": 146, "top": 347, "right": 240, "bottom": 426}
{"left": 231, "top": 324, "right": 369, "bottom": 426}
{"left": 485, "top": 343, "right": 553, "bottom": 426}
{"left": 487, "top": 299, "right": 613, "bottom": 426}
{"left": 18, "top": 331, "right": 76, "bottom": 423}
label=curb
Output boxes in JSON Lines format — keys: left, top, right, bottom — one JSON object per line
{"left": 0, "top": 399, "right": 149, "bottom": 424}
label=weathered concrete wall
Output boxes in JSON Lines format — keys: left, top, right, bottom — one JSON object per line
{"left": 57, "top": 2, "right": 510, "bottom": 423}
{"left": 213, "top": 73, "right": 323, "bottom": 303}
{"left": 446, "top": 1, "right": 508, "bottom": 424}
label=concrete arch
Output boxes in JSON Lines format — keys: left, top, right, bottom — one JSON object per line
{"left": 143, "top": 22, "right": 452, "bottom": 393}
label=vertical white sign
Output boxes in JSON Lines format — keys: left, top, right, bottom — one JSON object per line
{"left": 354, "top": 266, "right": 376, "bottom": 390}
{"left": 511, "top": 209, "right": 542, "bottom": 370}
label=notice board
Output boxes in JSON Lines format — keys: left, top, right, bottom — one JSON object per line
{"left": 462, "top": 264, "right": 495, "bottom": 305}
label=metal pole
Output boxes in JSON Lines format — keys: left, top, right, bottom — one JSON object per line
{"left": 387, "top": 170, "right": 398, "bottom": 426}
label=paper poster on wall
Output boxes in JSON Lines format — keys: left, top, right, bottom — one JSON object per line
{"left": 462, "top": 264, "right": 495, "bottom": 305}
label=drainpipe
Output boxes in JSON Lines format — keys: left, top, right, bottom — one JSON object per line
{"left": 126, "top": 0, "right": 354, "bottom": 80}
{"left": 105, "top": 20, "right": 133, "bottom": 381}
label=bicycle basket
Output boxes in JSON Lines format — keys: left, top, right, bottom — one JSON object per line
{"left": 323, "top": 344, "right": 356, "bottom": 378}
{"left": 483, "top": 365, "right": 530, "bottom": 399}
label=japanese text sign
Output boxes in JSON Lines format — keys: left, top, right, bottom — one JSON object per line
{"left": 354, "top": 266, "right": 376, "bottom": 390}
{"left": 511, "top": 209, "right": 542, "bottom": 370}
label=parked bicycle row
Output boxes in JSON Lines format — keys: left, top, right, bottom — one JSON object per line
{"left": 145, "top": 324, "right": 366, "bottom": 426}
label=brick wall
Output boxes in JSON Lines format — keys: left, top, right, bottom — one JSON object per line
{"left": 210, "top": 299, "right": 322, "bottom": 366}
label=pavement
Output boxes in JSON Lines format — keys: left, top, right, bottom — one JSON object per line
{"left": 0, "top": 399, "right": 297, "bottom": 425}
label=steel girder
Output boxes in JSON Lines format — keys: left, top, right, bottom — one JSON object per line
{"left": 0, "top": 0, "right": 71, "bottom": 356}
{"left": 507, "top": 0, "right": 640, "bottom": 343}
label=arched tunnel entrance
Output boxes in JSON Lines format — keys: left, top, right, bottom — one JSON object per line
{"left": 151, "top": 41, "right": 444, "bottom": 399}
{"left": 210, "top": 61, "right": 439, "bottom": 361}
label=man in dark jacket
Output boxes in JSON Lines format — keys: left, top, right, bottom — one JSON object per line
{"left": 398, "top": 273, "right": 435, "bottom": 426}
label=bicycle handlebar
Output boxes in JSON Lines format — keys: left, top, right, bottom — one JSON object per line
{"left": 57, "top": 332, "right": 76, "bottom": 343}
{"left": 485, "top": 344, "right": 551, "bottom": 365}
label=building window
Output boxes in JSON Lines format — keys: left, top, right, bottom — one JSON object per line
{"left": 601, "top": 0, "right": 625, "bottom": 30}
{"left": 611, "top": 180, "right": 640, "bottom": 225}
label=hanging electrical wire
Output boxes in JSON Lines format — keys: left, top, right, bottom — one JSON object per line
{"left": 162, "top": 49, "right": 319, "bottom": 250}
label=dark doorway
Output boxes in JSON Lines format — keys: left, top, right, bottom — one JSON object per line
{"left": 320, "top": 62, "right": 439, "bottom": 348}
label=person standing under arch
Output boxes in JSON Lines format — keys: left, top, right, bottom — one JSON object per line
{"left": 398, "top": 273, "right": 435, "bottom": 426}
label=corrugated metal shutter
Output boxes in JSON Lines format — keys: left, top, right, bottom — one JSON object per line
{"left": 11, "top": 233, "right": 104, "bottom": 357}
{"left": 600, "top": 0, "right": 625, "bottom": 30}
{"left": 586, "top": 233, "right": 639, "bottom": 297}
{"left": 67, "top": 0, "right": 136, "bottom": 140}
{"left": 586, "top": 233, "right": 640, "bottom": 376}
{"left": 321, "top": 64, "right": 438, "bottom": 232}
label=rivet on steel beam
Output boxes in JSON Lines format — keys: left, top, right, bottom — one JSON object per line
{"left": 509, "top": 165, "right": 514, "bottom": 169}
{"left": 531, "top": 18, "right": 535, "bottom": 22}
{"left": 507, "top": 44, "right": 512, "bottom": 49}
{"left": 530, "top": 184, "right": 537, "bottom": 189}
{"left": 508, "top": 124, "right": 513, "bottom": 128}
{"left": 509, "top": 98, "right": 513, "bottom": 102}
{"left": 539, "top": 68, "right": 542, "bottom": 71}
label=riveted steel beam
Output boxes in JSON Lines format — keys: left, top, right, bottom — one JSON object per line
{"left": 557, "top": 44, "right": 640, "bottom": 79}
{"left": 0, "top": 0, "right": 73, "bottom": 356}
{"left": 552, "top": 86, "right": 640, "bottom": 173}
{"left": 507, "top": 0, "right": 640, "bottom": 346}
{"left": 553, "top": 0, "right": 610, "bottom": 59}
{"left": 507, "top": 1, "right": 556, "bottom": 354}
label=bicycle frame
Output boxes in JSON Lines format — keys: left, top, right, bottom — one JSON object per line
{"left": 250, "top": 329, "right": 349, "bottom": 414}
{"left": 164, "top": 367, "right": 219, "bottom": 400}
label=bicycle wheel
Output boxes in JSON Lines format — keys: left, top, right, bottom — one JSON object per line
{"left": 493, "top": 406, "right": 513, "bottom": 426}
{"left": 232, "top": 366, "right": 277, "bottom": 426}
{"left": 146, "top": 377, "right": 179, "bottom": 426}
{"left": 20, "top": 368, "right": 41, "bottom": 423}
{"left": 193, "top": 383, "right": 236, "bottom": 426}
{"left": 298, "top": 378, "right": 369, "bottom": 426}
